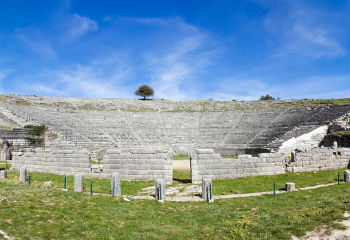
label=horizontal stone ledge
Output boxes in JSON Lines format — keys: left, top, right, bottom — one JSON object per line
{"left": 129, "top": 149, "right": 157, "bottom": 154}
{"left": 195, "top": 149, "right": 214, "bottom": 154}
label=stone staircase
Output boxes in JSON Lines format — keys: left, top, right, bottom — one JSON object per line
{"left": 265, "top": 109, "right": 350, "bottom": 151}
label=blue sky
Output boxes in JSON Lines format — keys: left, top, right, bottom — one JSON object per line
{"left": 0, "top": 0, "right": 349, "bottom": 100}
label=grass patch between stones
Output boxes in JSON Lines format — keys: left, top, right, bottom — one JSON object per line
{"left": 6, "top": 171, "right": 153, "bottom": 196}
{"left": 213, "top": 168, "right": 348, "bottom": 195}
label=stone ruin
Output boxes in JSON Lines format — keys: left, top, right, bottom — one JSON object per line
{"left": 0, "top": 94, "right": 349, "bottom": 183}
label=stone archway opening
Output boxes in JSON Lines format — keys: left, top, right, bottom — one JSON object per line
{"left": 90, "top": 149, "right": 105, "bottom": 173}
{"left": 172, "top": 147, "right": 192, "bottom": 184}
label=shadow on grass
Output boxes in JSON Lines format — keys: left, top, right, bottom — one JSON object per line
{"left": 173, "top": 178, "right": 191, "bottom": 184}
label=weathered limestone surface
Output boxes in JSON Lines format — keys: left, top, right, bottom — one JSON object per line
{"left": 74, "top": 175, "right": 83, "bottom": 192}
{"left": 20, "top": 167, "right": 26, "bottom": 182}
{"left": 344, "top": 170, "right": 350, "bottom": 182}
{"left": 0, "top": 170, "right": 7, "bottom": 178}
{"left": 191, "top": 147, "right": 350, "bottom": 184}
{"left": 104, "top": 148, "right": 173, "bottom": 184}
{"left": 12, "top": 148, "right": 91, "bottom": 176}
{"left": 155, "top": 179, "right": 166, "bottom": 202}
{"left": 278, "top": 126, "right": 328, "bottom": 155}
{"left": 201, "top": 178, "right": 214, "bottom": 203}
{"left": 111, "top": 173, "right": 121, "bottom": 197}
{"left": 286, "top": 147, "right": 350, "bottom": 172}
{"left": 0, "top": 128, "right": 28, "bottom": 149}
{"left": 286, "top": 182, "right": 295, "bottom": 191}
{"left": 190, "top": 149, "right": 285, "bottom": 184}
{"left": 2, "top": 95, "right": 349, "bottom": 157}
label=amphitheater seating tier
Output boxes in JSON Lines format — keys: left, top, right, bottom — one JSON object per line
{"left": 2, "top": 100, "right": 349, "bottom": 157}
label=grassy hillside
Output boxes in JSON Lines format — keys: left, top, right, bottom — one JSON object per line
{"left": 0, "top": 94, "right": 349, "bottom": 112}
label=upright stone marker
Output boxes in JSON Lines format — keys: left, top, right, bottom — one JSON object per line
{"left": 20, "top": 167, "right": 27, "bottom": 183}
{"left": 286, "top": 182, "right": 295, "bottom": 191}
{"left": 155, "top": 179, "right": 165, "bottom": 203}
{"left": 44, "top": 181, "right": 53, "bottom": 187}
{"left": 111, "top": 173, "right": 121, "bottom": 197}
{"left": 344, "top": 170, "right": 350, "bottom": 183}
{"left": 0, "top": 170, "right": 7, "bottom": 179}
{"left": 74, "top": 175, "right": 83, "bottom": 192}
{"left": 202, "top": 178, "right": 214, "bottom": 203}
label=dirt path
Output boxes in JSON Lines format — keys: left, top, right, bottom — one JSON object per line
{"left": 133, "top": 182, "right": 338, "bottom": 202}
{"left": 293, "top": 212, "right": 350, "bottom": 240}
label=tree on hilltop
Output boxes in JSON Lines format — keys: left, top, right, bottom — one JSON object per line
{"left": 259, "top": 94, "right": 275, "bottom": 101}
{"left": 135, "top": 85, "right": 154, "bottom": 100}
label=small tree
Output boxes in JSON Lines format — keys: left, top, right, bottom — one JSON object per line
{"left": 135, "top": 85, "right": 154, "bottom": 100}
{"left": 259, "top": 94, "right": 275, "bottom": 101}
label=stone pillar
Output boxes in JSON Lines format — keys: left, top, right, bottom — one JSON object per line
{"left": 0, "top": 150, "right": 5, "bottom": 161}
{"left": 155, "top": 179, "right": 166, "bottom": 203}
{"left": 111, "top": 173, "right": 121, "bottom": 197}
{"left": 344, "top": 170, "right": 350, "bottom": 183}
{"left": 334, "top": 141, "right": 338, "bottom": 149}
{"left": 1, "top": 144, "right": 8, "bottom": 161}
{"left": 0, "top": 170, "right": 7, "bottom": 179}
{"left": 74, "top": 175, "right": 83, "bottom": 192}
{"left": 20, "top": 167, "right": 26, "bottom": 183}
{"left": 202, "top": 178, "right": 214, "bottom": 203}
{"left": 286, "top": 182, "right": 295, "bottom": 191}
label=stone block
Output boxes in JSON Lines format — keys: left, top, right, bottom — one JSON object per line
{"left": 20, "top": 167, "right": 27, "bottom": 183}
{"left": 155, "top": 179, "right": 166, "bottom": 202}
{"left": 211, "top": 153, "right": 221, "bottom": 159}
{"left": 344, "top": 170, "right": 350, "bottom": 183}
{"left": 258, "top": 153, "right": 270, "bottom": 158}
{"left": 286, "top": 182, "right": 295, "bottom": 191}
{"left": 196, "top": 149, "right": 214, "bottom": 154}
{"left": 0, "top": 170, "right": 7, "bottom": 179}
{"left": 74, "top": 175, "right": 83, "bottom": 192}
{"left": 111, "top": 173, "right": 121, "bottom": 197}
{"left": 202, "top": 177, "right": 214, "bottom": 203}
{"left": 106, "top": 149, "right": 122, "bottom": 154}
{"left": 130, "top": 148, "right": 156, "bottom": 154}
{"left": 44, "top": 181, "right": 52, "bottom": 187}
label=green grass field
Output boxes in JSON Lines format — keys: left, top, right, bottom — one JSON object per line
{"left": 0, "top": 161, "right": 11, "bottom": 170}
{"left": 3, "top": 169, "right": 346, "bottom": 197}
{"left": 212, "top": 168, "right": 347, "bottom": 195}
{"left": 6, "top": 171, "right": 153, "bottom": 196}
{"left": 0, "top": 178, "right": 349, "bottom": 239}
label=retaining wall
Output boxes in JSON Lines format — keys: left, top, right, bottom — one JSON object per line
{"left": 287, "top": 147, "right": 350, "bottom": 172}
{"left": 190, "top": 147, "right": 350, "bottom": 184}
{"left": 10, "top": 145, "right": 350, "bottom": 184}
{"left": 0, "top": 128, "right": 28, "bottom": 149}
{"left": 12, "top": 148, "right": 91, "bottom": 175}
{"left": 103, "top": 148, "right": 173, "bottom": 184}
{"left": 190, "top": 149, "right": 285, "bottom": 184}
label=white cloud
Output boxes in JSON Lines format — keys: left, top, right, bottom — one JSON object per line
{"left": 28, "top": 61, "right": 134, "bottom": 98}
{"left": 0, "top": 69, "right": 11, "bottom": 94}
{"left": 64, "top": 14, "right": 98, "bottom": 41}
{"left": 140, "top": 18, "right": 220, "bottom": 100}
{"left": 120, "top": 16, "right": 169, "bottom": 26}
{"left": 264, "top": 1, "right": 346, "bottom": 59}
{"left": 209, "top": 75, "right": 349, "bottom": 101}
{"left": 0, "top": 69, "right": 11, "bottom": 81}
{"left": 208, "top": 78, "right": 278, "bottom": 101}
